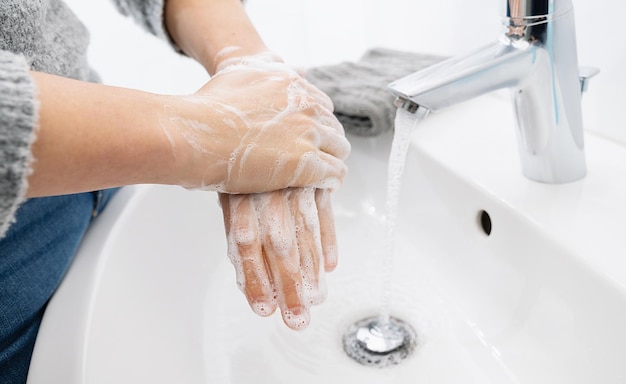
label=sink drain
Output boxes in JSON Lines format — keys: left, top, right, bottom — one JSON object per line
{"left": 342, "top": 315, "right": 417, "bottom": 368}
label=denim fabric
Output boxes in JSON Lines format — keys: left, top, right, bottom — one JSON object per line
{"left": 0, "top": 188, "right": 119, "bottom": 384}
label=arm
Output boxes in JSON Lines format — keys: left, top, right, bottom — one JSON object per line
{"left": 165, "top": 0, "right": 267, "bottom": 75}
{"left": 26, "top": 72, "right": 169, "bottom": 197}
{"left": 112, "top": 0, "right": 269, "bottom": 74}
{"left": 26, "top": 66, "right": 347, "bottom": 197}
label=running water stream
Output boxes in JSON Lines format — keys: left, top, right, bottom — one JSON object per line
{"left": 379, "top": 107, "right": 428, "bottom": 325}
{"left": 342, "top": 107, "right": 429, "bottom": 367}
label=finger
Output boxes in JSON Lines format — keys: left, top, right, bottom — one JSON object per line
{"left": 218, "top": 193, "right": 231, "bottom": 231}
{"left": 224, "top": 194, "right": 277, "bottom": 317}
{"left": 314, "top": 189, "right": 339, "bottom": 272}
{"left": 288, "top": 150, "right": 348, "bottom": 191}
{"left": 294, "top": 102, "right": 349, "bottom": 155}
{"left": 293, "top": 114, "right": 348, "bottom": 159}
{"left": 316, "top": 122, "right": 351, "bottom": 160}
{"left": 257, "top": 190, "right": 310, "bottom": 330}
{"left": 291, "top": 188, "right": 327, "bottom": 306}
{"left": 299, "top": 95, "right": 343, "bottom": 135}
{"left": 281, "top": 74, "right": 335, "bottom": 114}
{"left": 302, "top": 80, "right": 335, "bottom": 113}
{"left": 317, "top": 112, "right": 346, "bottom": 136}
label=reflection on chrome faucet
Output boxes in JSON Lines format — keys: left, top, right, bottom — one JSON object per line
{"left": 389, "top": 0, "right": 598, "bottom": 184}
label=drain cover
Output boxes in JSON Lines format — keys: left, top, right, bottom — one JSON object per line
{"left": 342, "top": 315, "right": 417, "bottom": 368}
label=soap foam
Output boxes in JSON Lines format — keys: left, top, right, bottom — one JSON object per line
{"left": 159, "top": 122, "right": 177, "bottom": 159}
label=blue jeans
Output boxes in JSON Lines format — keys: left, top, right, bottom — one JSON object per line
{"left": 0, "top": 188, "right": 119, "bottom": 384}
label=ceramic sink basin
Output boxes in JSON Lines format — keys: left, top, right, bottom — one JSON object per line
{"left": 27, "top": 93, "right": 626, "bottom": 383}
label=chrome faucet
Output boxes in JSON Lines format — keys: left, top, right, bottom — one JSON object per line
{"left": 388, "top": 0, "right": 598, "bottom": 184}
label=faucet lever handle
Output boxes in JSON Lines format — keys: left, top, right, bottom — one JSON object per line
{"left": 579, "top": 66, "right": 600, "bottom": 93}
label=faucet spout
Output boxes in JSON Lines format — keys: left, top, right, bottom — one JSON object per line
{"left": 389, "top": 0, "right": 588, "bottom": 184}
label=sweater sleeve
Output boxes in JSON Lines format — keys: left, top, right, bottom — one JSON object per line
{"left": 0, "top": 50, "right": 38, "bottom": 238}
{"left": 110, "top": 0, "right": 181, "bottom": 52}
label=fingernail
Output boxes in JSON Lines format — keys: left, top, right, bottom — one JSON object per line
{"left": 251, "top": 301, "right": 277, "bottom": 317}
{"left": 308, "top": 284, "right": 328, "bottom": 306}
{"left": 324, "top": 245, "right": 338, "bottom": 271}
{"left": 283, "top": 307, "right": 310, "bottom": 330}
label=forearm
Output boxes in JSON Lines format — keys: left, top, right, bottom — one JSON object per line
{"left": 165, "top": 0, "right": 268, "bottom": 74}
{"left": 26, "top": 71, "right": 173, "bottom": 197}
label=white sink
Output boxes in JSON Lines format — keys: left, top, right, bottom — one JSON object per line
{"left": 28, "top": 94, "right": 626, "bottom": 383}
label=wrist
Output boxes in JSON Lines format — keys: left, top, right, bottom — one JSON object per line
{"left": 212, "top": 47, "right": 282, "bottom": 73}
{"left": 164, "top": 0, "right": 270, "bottom": 75}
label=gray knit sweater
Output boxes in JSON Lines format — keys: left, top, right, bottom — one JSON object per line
{"left": 0, "top": 0, "right": 173, "bottom": 238}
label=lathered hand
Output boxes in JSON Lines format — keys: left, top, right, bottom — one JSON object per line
{"left": 219, "top": 188, "right": 338, "bottom": 330}
{"left": 210, "top": 51, "right": 347, "bottom": 329}
{"left": 162, "top": 52, "right": 350, "bottom": 194}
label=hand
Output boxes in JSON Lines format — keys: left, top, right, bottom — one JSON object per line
{"left": 162, "top": 52, "right": 350, "bottom": 194}
{"left": 212, "top": 51, "right": 345, "bottom": 330}
{"left": 219, "top": 188, "right": 338, "bottom": 330}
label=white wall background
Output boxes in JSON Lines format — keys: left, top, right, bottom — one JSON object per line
{"left": 64, "top": 0, "right": 625, "bottom": 145}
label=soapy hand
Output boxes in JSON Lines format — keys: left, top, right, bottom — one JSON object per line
{"left": 219, "top": 188, "right": 338, "bottom": 330}
{"left": 203, "top": 50, "right": 346, "bottom": 330}
{"left": 163, "top": 51, "right": 350, "bottom": 194}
